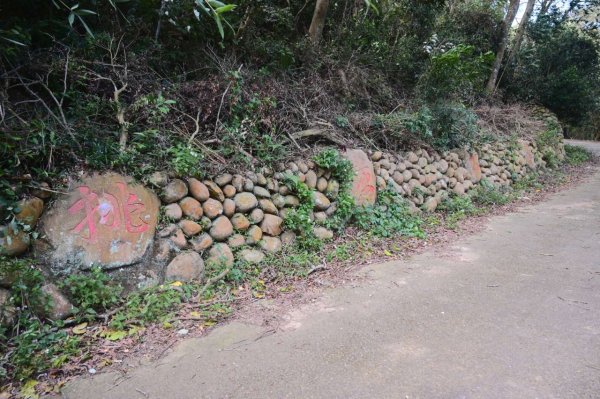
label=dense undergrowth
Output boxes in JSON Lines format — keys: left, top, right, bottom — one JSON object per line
{"left": 0, "top": 144, "right": 594, "bottom": 392}
{"left": 1, "top": 0, "right": 599, "bottom": 219}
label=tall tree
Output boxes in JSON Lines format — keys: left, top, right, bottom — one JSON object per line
{"left": 486, "top": 0, "right": 521, "bottom": 94}
{"left": 511, "top": 0, "right": 536, "bottom": 60}
{"left": 309, "top": 0, "right": 331, "bottom": 43}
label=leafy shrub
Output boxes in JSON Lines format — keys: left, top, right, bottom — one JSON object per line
{"left": 418, "top": 43, "right": 494, "bottom": 102}
{"left": 437, "top": 194, "right": 481, "bottom": 229}
{"left": 512, "top": 173, "right": 543, "bottom": 192}
{"left": 353, "top": 188, "right": 424, "bottom": 238}
{"left": 313, "top": 149, "right": 356, "bottom": 230}
{"left": 376, "top": 102, "right": 480, "bottom": 150}
{"left": 168, "top": 144, "right": 204, "bottom": 177}
{"left": 375, "top": 106, "right": 434, "bottom": 144}
{"left": 282, "top": 174, "right": 321, "bottom": 250}
{"left": 62, "top": 267, "right": 123, "bottom": 321}
{"left": 535, "top": 126, "right": 564, "bottom": 168}
{"left": 428, "top": 102, "right": 480, "bottom": 150}
{"left": 564, "top": 144, "right": 592, "bottom": 166}
{"left": 471, "top": 179, "right": 510, "bottom": 206}
{"left": 438, "top": 194, "right": 477, "bottom": 214}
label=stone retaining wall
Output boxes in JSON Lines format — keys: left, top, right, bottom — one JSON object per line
{"left": 0, "top": 137, "right": 563, "bottom": 319}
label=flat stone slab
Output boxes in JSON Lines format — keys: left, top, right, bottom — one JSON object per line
{"left": 344, "top": 149, "right": 377, "bottom": 206}
{"left": 40, "top": 173, "right": 159, "bottom": 271}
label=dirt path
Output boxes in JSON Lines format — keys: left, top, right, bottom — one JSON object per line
{"left": 63, "top": 141, "right": 600, "bottom": 399}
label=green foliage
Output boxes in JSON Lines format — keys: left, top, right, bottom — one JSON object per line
{"left": 437, "top": 194, "right": 481, "bottom": 229}
{"left": 536, "top": 126, "right": 564, "bottom": 168}
{"left": 282, "top": 174, "right": 321, "bottom": 250}
{"left": 312, "top": 149, "right": 356, "bottom": 230}
{"left": 418, "top": 43, "right": 494, "bottom": 102}
{"left": 167, "top": 144, "right": 204, "bottom": 177}
{"left": 7, "top": 319, "right": 80, "bottom": 382}
{"left": 353, "top": 188, "right": 424, "bottom": 238}
{"left": 438, "top": 194, "right": 476, "bottom": 214}
{"left": 0, "top": 257, "right": 49, "bottom": 319}
{"left": 62, "top": 267, "right": 122, "bottom": 321}
{"left": 505, "top": 20, "right": 600, "bottom": 127}
{"left": 325, "top": 192, "right": 355, "bottom": 231}
{"left": 312, "top": 149, "right": 354, "bottom": 189}
{"left": 259, "top": 244, "right": 321, "bottom": 278}
{"left": 428, "top": 102, "right": 480, "bottom": 150}
{"left": 218, "top": 71, "right": 286, "bottom": 167}
{"left": 377, "top": 102, "right": 480, "bottom": 150}
{"left": 0, "top": 257, "right": 81, "bottom": 382}
{"left": 470, "top": 179, "right": 510, "bottom": 206}
{"left": 511, "top": 173, "right": 543, "bottom": 192}
{"left": 564, "top": 144, "right": 592, "bottom": 166}
{"left": 109, "top": 285, "right": 186, "bottom": 330}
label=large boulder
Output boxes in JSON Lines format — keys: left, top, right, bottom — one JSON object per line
{"left": 39, "top": 173, "right": 160, "bottom": 272}
{"left": 344, "top": 149, "right": 377, "bottom": 206}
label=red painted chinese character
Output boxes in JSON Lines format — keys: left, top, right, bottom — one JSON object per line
{"left": 357, "top": 169, "right": 376, "bottom": 196}
{"left": 116, "top": 182, "right": 149, "bottom": 234}
{"left": 68, "top": 182, "right": 148, "bottom": 241}
{"left": 68, "top": 186, "right": 101, "bottom": 242}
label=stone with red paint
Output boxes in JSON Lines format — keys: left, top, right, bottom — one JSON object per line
{"left": 464, "top": 153, "right": 482, "bottom": 183}
{"left": 344, "top": 149, "right": 377, "bottom": 206}
{"left": 39, "top": 173, "right": 159, "bottom": 272}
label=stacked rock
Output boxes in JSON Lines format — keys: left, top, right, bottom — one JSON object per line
{"left": 274, "top": 159, "right": 338, "bottom": 231}
{"left": 367, "top": 137, "right": 559, "bottom": 213}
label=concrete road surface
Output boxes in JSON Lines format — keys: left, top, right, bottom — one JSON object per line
{"left": 63, "top": 140, "right": 600, "bottom": 399}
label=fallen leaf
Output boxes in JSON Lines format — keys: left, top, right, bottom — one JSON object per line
{"left": 72, "top": 322, "right": 88, "bottom": 335}
{"left": 384, "top": 250, "right": 393, "bottom": 256}
{"left": 170, "top": 281, "right": 183, "bottom": 287}
{"left": 128, "top": 326, "right": 144, "bottom": 336}
{"left": 190, "top": 311, "right": 201, "bottom": 318}
{"left": 100, "top": 329, "right": 128, "bottom": 341}
{"left": 20, "top": 379, "right": 39, "bottom": 399}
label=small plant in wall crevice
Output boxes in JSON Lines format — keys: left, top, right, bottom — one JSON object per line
{"left": 312, "top": 149, "right": 356, "bottom": 231}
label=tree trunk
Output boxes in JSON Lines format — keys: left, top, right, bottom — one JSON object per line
{"left": 510, "top": 0, "right": 535, "bottom": 60}
{"left": 309, "top": 0, "right": 331, "bottom": 43}
{"left": 485, "top": 0, "right": 521, "bottom": 95}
